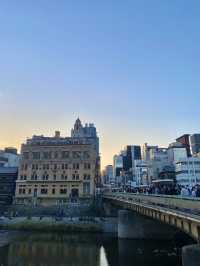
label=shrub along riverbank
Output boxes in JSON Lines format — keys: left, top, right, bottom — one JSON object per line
{"left": 0, "top": 217, "right": 107, "bottom": 233}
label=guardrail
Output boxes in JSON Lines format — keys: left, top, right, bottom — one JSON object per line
{"left": 103, "top": 192, "right": 200, "bottom": 215}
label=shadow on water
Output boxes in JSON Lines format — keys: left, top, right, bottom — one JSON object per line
{"left": 0, "top": 231, "right": 186, "bottom": 266}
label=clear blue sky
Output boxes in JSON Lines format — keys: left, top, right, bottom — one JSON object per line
{"left": 0, "top": 1, "right": 200, "bottom": 167}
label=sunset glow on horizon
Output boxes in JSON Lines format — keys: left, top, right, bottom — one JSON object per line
{"left": 0, "top": 1, "right": 200, "bottom": 168}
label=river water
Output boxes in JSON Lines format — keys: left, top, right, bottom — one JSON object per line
{"left": 0, "top": 231, "right": 182, "bottom": 266}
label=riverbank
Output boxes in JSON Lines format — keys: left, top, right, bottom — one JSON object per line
{"left": 0, "top": 217, "right": 117, "bottom": 233}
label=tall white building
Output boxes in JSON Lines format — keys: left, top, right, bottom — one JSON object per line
{"left": 168, "top": 142, "right": 187, "bottom": 164}
{"left": 148, "top": 148, "right": 170, "bottom": 180}
{"left": 0, "top": 148, "right": 19, "bottom": 167}
{"left": 176, "top": 157, "right": 200, "bottom": 186}
{"left": 135, "top": 160, "right": 149, "bottom": 186}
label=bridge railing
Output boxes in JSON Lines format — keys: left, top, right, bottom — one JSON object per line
{"left": 103, "top": 192, "right": 200, "bottom": 215}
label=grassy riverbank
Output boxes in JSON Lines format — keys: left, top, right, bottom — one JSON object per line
{"left": 0, "top": 218, "right": 102, "bottom": 233}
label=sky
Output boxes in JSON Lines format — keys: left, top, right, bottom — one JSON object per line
{"left": 0, "top": 1, "right": 200, "bottom": 168}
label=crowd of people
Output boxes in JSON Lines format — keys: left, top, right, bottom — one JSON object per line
{"left": 125, "top": 183, "right": 200, "bottom": 197}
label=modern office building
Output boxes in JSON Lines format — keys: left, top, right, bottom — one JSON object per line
{"left": 175, "top": 157, "right": 200, "bottom": 186}
{"left": 113, "top": 154, "right": 123, "bottom": 178}
{"left": 0, "top": 147, "right": 19, "bottom": 167}
{"left": 103, "top": 165, "right": 114, "bottom": 184}
{"left": 190, "top": 134, "right": 200, "bottom": 155}
{"left": 15, "top": 119, "right": 100, "bottom": 206}
{"left": 0, "top": 167, "right": 18, "bottom": 205}
{"left": 142, "top": 143, "right": 158, "bottom": 161}
{"left": 135, "top": 160, "right": 149, "bottom": 186}
{"left": 123, "top": 145, "right": 141, "bottom": 172}
{"left": 167, "top": 142, "right": 187, "bottom": 164}
{"left": 176, "top": 134, "right": 191, "bottom": 157}
{"left": 147, "top": 147, "right": 171, "bottom": 180}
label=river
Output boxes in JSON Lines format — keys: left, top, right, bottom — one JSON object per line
{"left": 0, "top": 231, "right": 182, "bottom": 266}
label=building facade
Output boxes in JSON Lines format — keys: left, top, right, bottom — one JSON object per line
{"left": 0, "top": 167, "right": 18, "bottom": 205}
{"left": 0, "top": 147, "right": 19, "bottom": 167}
{"left": 142, "top": 143, "right": 158, "bottom": 161}
{"left": 176, "top": 134, "right": 191, "bottom": 157}
{"left": 190, "top": 134, "right": 200, "bottom": 155}
{"left": 103, "top": 165, "right": 114, "bottom": 184}
{"left": 135, "top": 160, "right": 149, "bottom": 186}
{"left": 15, "top": 119, "right": 100, "bottom": 206}
{"left": 123, "top": 145, "right": 141, "bottom": 172}
{"left": 175, "top": 157, "right": 200, "bottom": 186}
{"left": 113, "top": 154, "right": 123, "bottom": 178}
{"left": 167, "top": 142, "right": 187, "bottom": 164}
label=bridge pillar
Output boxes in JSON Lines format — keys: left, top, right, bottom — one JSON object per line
{"left": 182, "top": 245, "right": 200, "bottom": 266}
{"left": 118, "top": 210, "right": 177, "bottom": 239}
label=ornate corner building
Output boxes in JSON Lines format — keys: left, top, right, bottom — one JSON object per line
{"left": 15, "top": 119, "right": 100, "bottom": 206}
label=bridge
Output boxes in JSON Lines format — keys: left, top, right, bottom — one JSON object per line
{"left": 103, "top": 192, "right": 200, "bottom": 241}
{"left": 103, "top": 192, "right": 200, "bottom": 266}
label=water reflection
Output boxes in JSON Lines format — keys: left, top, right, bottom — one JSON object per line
{"left": 0, "top": 232, "right": 181, "bottom": 266}
{"left": 100, "top": 246, "right": 109, "bottom": 266}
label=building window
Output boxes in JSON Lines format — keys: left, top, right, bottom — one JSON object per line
{"left": 62, "top": 151, "right": 69, "bottom": 159}
{"left": 34, "top": 189, "right": 37, "bottom": 197}
{"left": 32, "top": 152, "right": 40, "bottom": 160}
{"left": 53, "top": 174, "right": 56, "bottom": 180}
{"left": 73, "top": 151, "right": 81, "bottom": 159}
{"left": 20, "top": 175, "right": 23, "bottom": 180}
{"left": 84, "top": 174, "right": 91, "bottom": 180}
{"left": 43, "top": 164, "right": 49, "bottom": 170}
{"left": 31, "top": 173, "right": 37, "bottom": 180}
{"left": 42, "top": 173, "right": 49, "bottom": 180}
{"left": 54, "top": 152, "right": 58, "bottom": 159}
{"left": 28, "top": 189, "right": 31, "bottom": 194}
{"left": 83, "top": 151, "right": 90, "bottom": 159}
{"left": 41, "top": 189, "right": 48, "bottom": 194}
{"left": 52, "top": 188, "right": 55, "bottom": 194}
{"left": 72, "top": 174, "right": 79, "bottom": 180}
{"left": 83, "top": 182, "right": 90, "bottom": 194}
{"left": 84, "top": 163, "right": 91, "bottom": 170}
{"left": 60, "top": 189, "right": 67, "bottom": 194}
{"left": 54, "top": 164, "right": 57, "bottom": 170}
{"left": 73, "top": 163, "right": 79, "bottom": 170}
{"left": 23, "top": 152, "right": 29, "bottom": 160}
{"left": 43, "top": 152, "right": 52, "bottom": 160}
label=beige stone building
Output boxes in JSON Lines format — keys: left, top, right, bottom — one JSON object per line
{"left": 15, "top": 119, "right": 100, "bottom": 206}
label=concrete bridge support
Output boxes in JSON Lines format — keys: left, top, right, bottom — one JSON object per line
{"left": 118, "top": 210, "right": 177, "bottom": 239}
{"left": 182, "top": 244, "right": 200, "bottom": 266}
